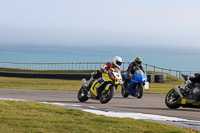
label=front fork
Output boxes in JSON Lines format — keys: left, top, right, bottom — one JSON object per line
{"left": 173, "top": 86, "right": 183, "bottom": 99}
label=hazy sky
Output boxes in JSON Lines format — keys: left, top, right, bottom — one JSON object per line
{"left": 0, "top": 0, "right": 200, "bottom": 49}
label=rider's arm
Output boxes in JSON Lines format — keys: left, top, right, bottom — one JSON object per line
{"left": 127, "top": 62, "right": 134, "bottom": 76}
{"left": 101, "top": 62, "right": 110, "bottom": 72}
{"left": 190, "top": 73, "right": 200, "bottom": 83}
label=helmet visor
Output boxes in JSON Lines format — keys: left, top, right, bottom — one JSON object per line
{"left": 116, "top": 60, "right": 122, "bottom": 66}
{"left": 136, "top": 60, "right": 142, "bottom": 65}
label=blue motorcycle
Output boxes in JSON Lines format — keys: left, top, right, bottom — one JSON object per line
{"left": 121, "top": 69, "right": 147, "bottom": 99}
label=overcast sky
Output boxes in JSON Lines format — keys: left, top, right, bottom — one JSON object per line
{"left": 0, "top": 0, "right": 200, "bottom": 49}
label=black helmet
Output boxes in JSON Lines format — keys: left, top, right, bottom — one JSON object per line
{"left": 135, "top": 57, "right": 142, "bottom": 65}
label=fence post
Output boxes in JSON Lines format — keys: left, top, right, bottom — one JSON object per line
{"left": 176, "top": 71, "right": 179, "bottom": 78}
{"left": 83, "top": 63, "right": 85, "bottom": 70}
{"left": 145, "top": 64, "right": 147, "bottom": 71}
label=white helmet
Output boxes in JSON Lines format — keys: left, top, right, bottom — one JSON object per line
{"left": 112, "top": 56, "right": 122, "bottom": 68}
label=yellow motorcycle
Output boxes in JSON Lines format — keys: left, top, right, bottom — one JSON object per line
{"left": 77, "top": 68, "right": 123, "bottom": 104}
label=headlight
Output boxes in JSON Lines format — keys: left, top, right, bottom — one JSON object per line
{"left": 119, "top": 80, "right": 124, "bottom": 85}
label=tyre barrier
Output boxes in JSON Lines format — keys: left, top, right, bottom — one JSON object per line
{"left": 0, "top": 71, "right": 166, "bottom": 83}
{"left": 147, "top": 74, "right": 166, "bottom": 83}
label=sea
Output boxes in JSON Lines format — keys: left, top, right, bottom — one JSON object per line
{"left": 0, "top": 45, "right": 200, "bottom": 73}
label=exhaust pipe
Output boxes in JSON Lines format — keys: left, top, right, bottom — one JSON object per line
{"left": 173, "top": 86, "right": 183, "bottom": 98}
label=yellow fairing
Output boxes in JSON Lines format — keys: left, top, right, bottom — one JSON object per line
{"left": 102, "top": 73, "right": 112, "bottom": 81}
{"left": 90, "top": 80, "right": 99, "bottom": 96}
{"left": 102, "top": 73, "right": 120, "bottom": 84}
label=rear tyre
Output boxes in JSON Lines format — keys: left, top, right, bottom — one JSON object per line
{"left": 135, "top": 84, "right": 143, "bottom": 99}
{"left": 165, "top": 89, "right": 181, "bottom": 109}
{"left": 100, "top": 86, "right": 115, "bottom": 104}
{"left": 77, "top": 87, "right": 89, "bottom": 102}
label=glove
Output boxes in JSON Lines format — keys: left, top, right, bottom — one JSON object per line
{"left": 185, "top": 79, "right": 192, "bottom": 85}
{"left": 102, "top": 69, "right": 108, "bottom": 73}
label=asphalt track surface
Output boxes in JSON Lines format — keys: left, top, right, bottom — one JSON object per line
{"left": 0, "top": 89, "right": 200, "bottom": 130}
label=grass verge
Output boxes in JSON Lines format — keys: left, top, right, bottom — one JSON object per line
{"left": 0, "top": 71, "right": 183, "bottom": 94}
{"left": 0, "top": 100, "right": 199, "bottom": 133}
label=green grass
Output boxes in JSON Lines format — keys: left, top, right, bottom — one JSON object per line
{"left": 0, "top": 77, "right": 81, "bottom": 91}
{"left": 0, "top": 100, "right": 199, "bottom": 133}
{"left": 0, "top": 70, "right": 184, "bottom": 94}
{"left": 145, "top": 71, "right": 184, "bottom": 94}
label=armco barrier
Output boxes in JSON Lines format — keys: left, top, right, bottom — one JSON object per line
{"left": 0, "top": 71, "right": 91, "bottom": 80}
{"left": 0, "top": 71, "right": 166, "bottom": 83}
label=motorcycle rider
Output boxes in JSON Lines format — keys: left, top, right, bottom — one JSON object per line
{"left": 183, "top": 73, "right": 200, "bottom": 102}
{"left": 85, "top": 56, "right": 123, "bottom": 88}
{"left": 123, "top": 57, "right": 145, "bottom": 89}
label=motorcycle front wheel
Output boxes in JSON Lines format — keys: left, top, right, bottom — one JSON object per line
{"left": 77, "top": 87, "right": 89, "bottom": 102}
{"left": 165, "top": 88, "right": 181, "bottom": 109}
{"left": 121, "top": 75, "right": 129, "bottom": 98}
{"left": 100, "top": 86, "right": 115, "bottom": 104}
{"left": 121, "top": 85, "right": 129, "bottom": 98}
{"left": 135, "top": 84, "right": 143, "bottom": 99}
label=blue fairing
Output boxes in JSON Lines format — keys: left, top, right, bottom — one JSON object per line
{"left": 123, "top": 69, "right": 147, "bottom": 97}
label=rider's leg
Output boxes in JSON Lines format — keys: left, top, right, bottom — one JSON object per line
{"left": 87, "top": 70, "right": 102, "bottom": 87}
{"left": 86, "top": 77, "right": 94, "bottom": 87}
{"left": 181, "top": 77, "right": 192, "bottom": 90}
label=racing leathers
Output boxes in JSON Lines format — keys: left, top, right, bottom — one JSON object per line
{"left": 123, "top": 61, "right": 145, "bottom": 89}
{"left": 86, "top": 62, "right": 119, "bottom": 87}
{"left": 190, "top": 73, "right": 200, "bottom": 83}
{"left": 183, "top": 73, "right": 200, "bottom": 102}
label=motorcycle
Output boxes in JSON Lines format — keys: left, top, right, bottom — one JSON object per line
{"left": 165, "top": 74, "right": 200, "bottom": 109}
{"left": 77, "top": 68, "right": 123, "bottom": 104}
{"left": 121, "top": 68, "right": 147, "bottom": 99}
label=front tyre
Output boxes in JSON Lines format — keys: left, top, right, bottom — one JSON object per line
{"left": 135, "top": 84, "right": 143, "bottom": 99}
{"left": 100, "top": 86, "right": 115, "bottom": 104}
{"left": 121, "top": 85, "right": 129, "bottom": 98}
{"left": 77, "top": 87, "right": 89, "bottom": 102}
{"left": 165, "top": 88, "right": 181, "bottom": 109}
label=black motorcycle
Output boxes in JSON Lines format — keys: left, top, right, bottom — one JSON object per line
{"left": 165, "top": 74, "right": 200, "bottom": 109}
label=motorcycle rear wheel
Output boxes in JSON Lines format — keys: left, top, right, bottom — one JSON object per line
{"left": 165, "top": 88, "right": 181, "bottom": 109}
{"left": 77, "top": 87, "right": 89, "bottom": 102}
{"left": 135, "top": 84, "right": 143, "bottom": 99}
{"left": 100, "top": 86, "right": 115, "bottom": 104}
